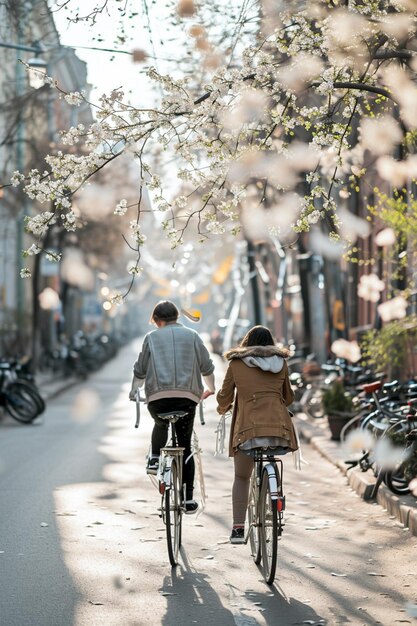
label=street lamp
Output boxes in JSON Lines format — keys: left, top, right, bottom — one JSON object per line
{"left": 26, "top": 56, "right": 48, "bottom": 89}
{"left": 0, "top": 41, "right": 48, "bottom": 90}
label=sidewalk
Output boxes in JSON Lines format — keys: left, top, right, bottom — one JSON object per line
{"left": 36, "top": 372, "right": 80, "bottom": 402}
{"left": 295, "top": 412, "right": 417, "bottom": 537}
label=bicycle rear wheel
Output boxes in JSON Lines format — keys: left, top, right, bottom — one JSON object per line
{"left": 14, "top": 381, "right": 45, "bottom": 415}
{"left": 165, "top": 458, "right": 182, "bottom": 567}
{"left": 384, "top": 465, "right": 411, "bottom": 495}
{"left": 259, "top": 467, "right": 278, "bottom": 585}
{"left": 248, "top": 471, "right": 261, "bottom": 564}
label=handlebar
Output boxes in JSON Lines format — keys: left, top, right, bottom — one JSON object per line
{"left": 131, "top": 389, "right": 143, "bottom": 429}
{"left": 199, "top": 401, "right": 205, "bottom": 426}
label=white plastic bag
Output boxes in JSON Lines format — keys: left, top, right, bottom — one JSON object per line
{"left": 292, "top": 420, "right": 308, "bottom": 470}
{"left": 214, "top": 412, "right": 231, "bottom": 456}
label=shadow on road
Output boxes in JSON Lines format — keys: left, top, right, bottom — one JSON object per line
{"left": 160, "top": 549, "right": 236, "bottom": 625}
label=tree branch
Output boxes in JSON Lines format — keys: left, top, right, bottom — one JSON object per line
{"left": 373, "top": 49, "right": 415, "bottom": 60}
{"left": 311, "top": 81, "right": 397, "bottom": 104}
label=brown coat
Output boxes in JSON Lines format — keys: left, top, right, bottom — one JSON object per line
{"left": 216, "top": 345, "right": 298, "bottom": 457}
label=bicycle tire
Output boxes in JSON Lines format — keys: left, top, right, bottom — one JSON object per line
{"left": 340, "top": 413, "right": 363, "bottom": 443}
{"left": 259, "top": 467, "right": 278, "bottom": 585}
{"left": 165, "top": 458, "right": 182, "bottom": 567}
{"left": 14, "top": 381, "right": 45, "bottom": 415}
{"left": 380, "top": 420, "right": 414, "bottom": 495}
{"left": 4, "top": 382, "right": 39, "bottom": 423}
{"left": 304, "top": 387, "right": 325, "bottom": 419}
{"left": 248, "top": 471, "right": 261, "bottom": 564}
{"left": 384, "top": 468, "right": 411, "bottom": 495}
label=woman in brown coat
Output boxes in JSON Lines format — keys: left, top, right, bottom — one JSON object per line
{"left": 216, "top": 325, "right": 298, "bottom": 543}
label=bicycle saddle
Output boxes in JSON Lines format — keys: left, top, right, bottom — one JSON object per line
{"left": 157, "top": 411, "right": 188, "bottom": 422}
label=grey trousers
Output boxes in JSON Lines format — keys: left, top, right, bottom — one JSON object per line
{"left": 232, "top": 450, "right": 254, "bottom": 526}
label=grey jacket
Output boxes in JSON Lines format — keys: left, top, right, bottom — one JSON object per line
{"left": 132, "top": 323, "right": 215, "bottom": 403}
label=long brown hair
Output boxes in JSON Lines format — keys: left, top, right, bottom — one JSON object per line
{"left": 240, "top": 325, "right": 275, "bottom": 348}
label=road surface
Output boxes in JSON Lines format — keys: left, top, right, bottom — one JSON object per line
{"left": 0, "top": 340, "right": 416, "bottom": 626}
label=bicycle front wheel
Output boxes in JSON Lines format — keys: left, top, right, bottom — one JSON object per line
{"left": 165, "top": 458, "right": 182, "bottom": 567}
{"left": 259, "top": 467, "right": 278, "bottom": 585}
{"left": 5, "top": 382, "right": 39, "bottom": 423}
{"left": 248, "top": 471, "right": 261, "bottom": 564}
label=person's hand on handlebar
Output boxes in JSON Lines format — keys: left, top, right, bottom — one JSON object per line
{"left": 201, "top": 389, "right": 214, "bottom": 401}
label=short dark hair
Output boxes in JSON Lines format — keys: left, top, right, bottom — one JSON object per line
{"left": 151, "top": 300, "right": 179, "bottom": 323}
{"left": 240, "top": 325, "right": 275, "bottom": 348}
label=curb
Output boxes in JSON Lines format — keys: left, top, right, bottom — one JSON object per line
{"left": 295, "top": 414, "right": 417, "bottom": 537}
{"left": 38, "top": 377, "right": 81, "bottom": 402}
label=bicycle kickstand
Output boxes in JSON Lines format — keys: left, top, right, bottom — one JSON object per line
{"left": 369, "top": 469, "right": 384, "bottom": 500}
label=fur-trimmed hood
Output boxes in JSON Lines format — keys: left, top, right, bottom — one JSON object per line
{"left": 224, "top": 345, "right": 290, "bottom": 374}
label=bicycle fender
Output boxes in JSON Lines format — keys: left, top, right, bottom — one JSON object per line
{"left": 265, "top": 463, "right": 279, "bottom": 499}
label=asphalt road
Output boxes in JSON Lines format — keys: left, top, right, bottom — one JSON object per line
{"left": 0, "top": 340, "right": 416, "bottom": 626}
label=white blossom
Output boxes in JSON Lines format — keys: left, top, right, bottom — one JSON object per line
{"left": 127, "top": 264, "right": 143, "bottom": 276}
{"left": 378, "top": 296, "right": 408, "bottom": 322}
{"left": 360, "top": 117, "right": 403, "bottom": 156}
{"left": 129, "top": 221, "right": 147, "bottom": 245}
{"left": 25, "top": 244, "right": 42, "bottom": 256}
{"left": 13, "top": 0, "right": 417, "bottom": 284}
{"left": 357, "top": 274, "right": 385, "bottom": 303}
{"left": 331, "top": 339, "right": 361, "bottom": 363}
{"left": 11, "top": 171, "right": 24, "bottom": 186}
{"left": 375, "top": 228, "right": 396, "bottom": 247}
{"left": 342, "top": 429, "right": 375, "bottom": 459}
{"left": 110, "top": 293, "right": 124, "bottom": 305}
{"left": 64, "top": 91, "right": 84, "bottom": 106}
{"left": 373, "top": 438, "right": 409, "bottom": 470}
{"left": 114, "top": 199, "right": 128, "bottom": 216}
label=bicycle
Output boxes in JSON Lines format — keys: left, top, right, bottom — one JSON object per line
{"left": 0, "top": 361, "right": 43, "bottom": 423}
{"left": 371, "top": 403, "right": 417, "bottom": 497}
{"left": 246, "top": 449, "right": 286, "bottom": 585}
{"left": 133, "top": 392, "right": 205, "bottom": 567}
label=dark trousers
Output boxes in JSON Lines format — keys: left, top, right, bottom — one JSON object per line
{"left": 147, "top": 398, "right": 197, "bottom": 500}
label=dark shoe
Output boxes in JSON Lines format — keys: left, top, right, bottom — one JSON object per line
{"left": 230, "top": 527, "right": 245, "bottom": 544}
{"left": 184, "top": 500, "right": 199, "bottom": 514}
{"left": 146, "top": 457, "right": 159, "bottom": 475}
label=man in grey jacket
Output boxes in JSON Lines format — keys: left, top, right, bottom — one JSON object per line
{"left": 130, "top": 300, "right": 215, "bottom": 514}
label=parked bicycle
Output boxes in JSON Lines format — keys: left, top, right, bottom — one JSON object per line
{"left": 342, "top": 380, "right": 417, "bottom": 497}
{"left": 371, "top": 402, "right": 417, "bottom": 497}
{"left": 0, "top": 360, "right": 44, "bottom": 423}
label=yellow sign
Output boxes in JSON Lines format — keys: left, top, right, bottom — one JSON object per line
{"left": 333, "top": 300, "right": 345, "bottom": 331}
{"left": 213, "top": 255, "right": 234, "bottom": 285}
